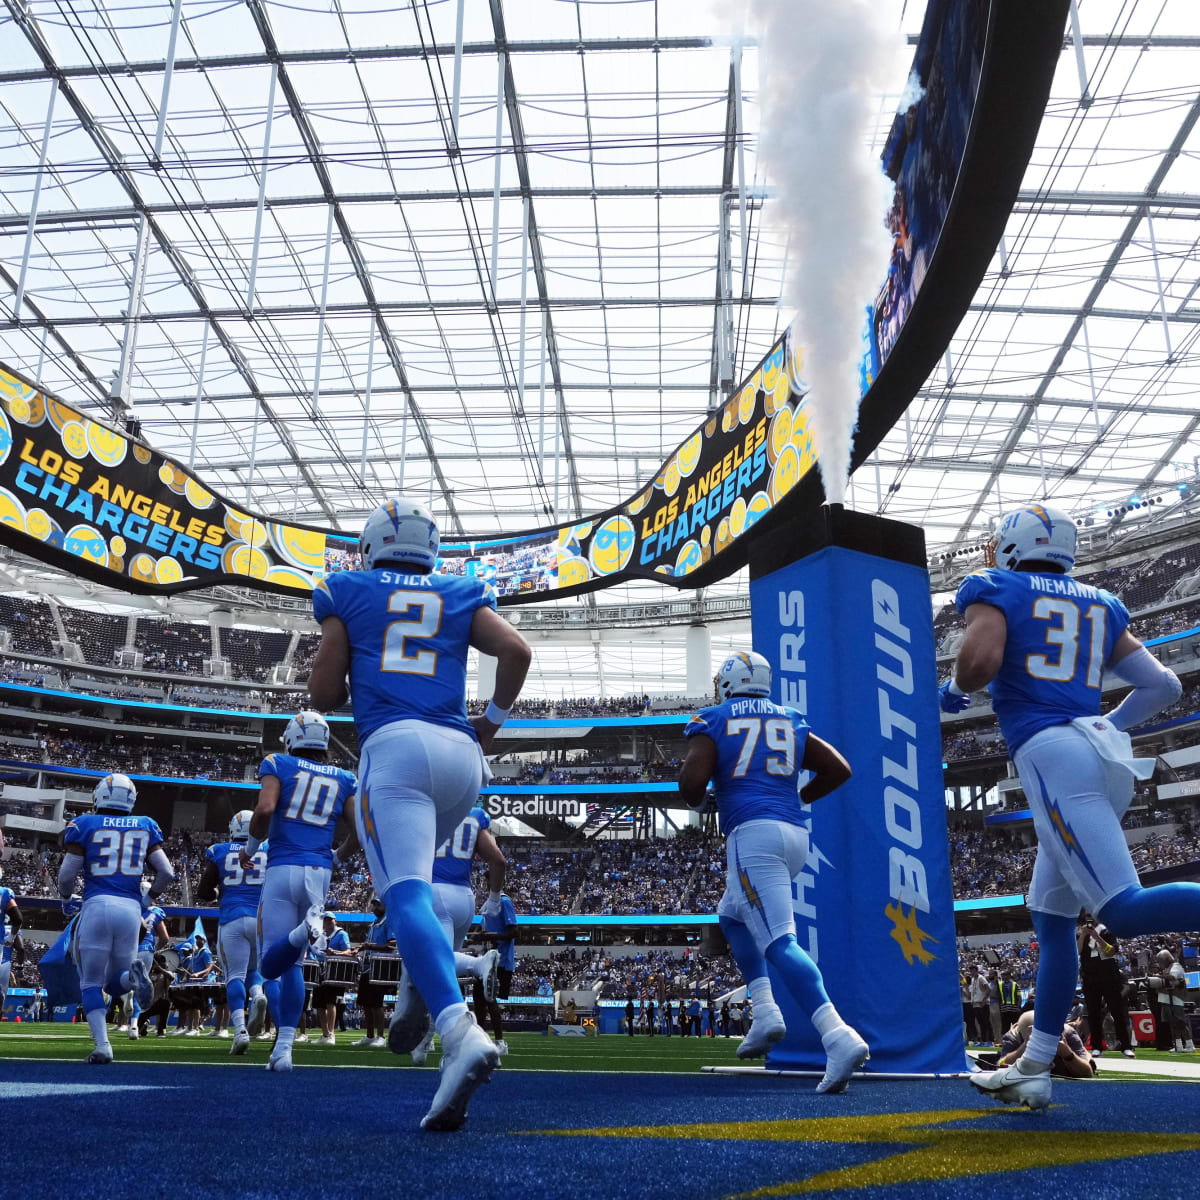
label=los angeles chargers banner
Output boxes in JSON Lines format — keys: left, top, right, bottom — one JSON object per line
{"left": 748, "top": 510, "right": 969, "bottom": 1074}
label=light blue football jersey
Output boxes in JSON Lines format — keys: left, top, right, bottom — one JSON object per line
{"left": 206, "top": 840, "right": 268, "bottom": 923}
{"left": 683, "top": 697, "right": 811, "bottom": 834}
{"left": 63, "top": 812, "right": 165, "bottom": 902}
{"left": 482, "top": 894, "right": 517, "bottom": 971}
{"left": 955, "top": 567, "right": 1130, "bottom": 753}
{"left": 312, "top": 569, "right": 497, "bottom": 743}
{"left": 432, "top": 805, "right": 490, "bottom": 887}
{"left": 0, "top": 887, "right": 14, "bottom": 965}
{"left": 261, "top": 753, "right": 356, "bottom": 869}
{"left": 138, "top": 903, "right": 167, "bottom": 956}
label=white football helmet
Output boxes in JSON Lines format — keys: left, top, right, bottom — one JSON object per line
{"left": 229, "top": 810, "right": 254, "bottom": 841}
{"left": 283, "top": 710, "right": 330, "bottom": 754}
{"left": 359, "top": 498, "right": 439, "bottom": 572}
{"left": 716, "top": 651, "right": 772, "bottom": 700}
{"left": 989, "top": 503, "right": 1076, "bottom": 573}
{"left": 93, "top": 772, "right": 137, "bottom": 813}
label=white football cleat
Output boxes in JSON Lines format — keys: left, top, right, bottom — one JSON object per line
{"left": 736, "top": 1009, "right": 787, "bottom": 1060}
{"left": 184, "top": 1028, "right": 199, "bottom": 1037}
{"left": 388, "top": 965, "right": 431, "bottom": 1055}
{"left": 231, "top": 1030, "right": 251, "bottom": 1056}
{"left": 129, "top": 959, "right": 154, "bottom": 1010}
{"left": 1122, "top": 1049, "right": 1136, "bottom": 1059}
{"left": 816, "top": 1027, "right": 870, "bottom": 1094}
{"left": 87, "top": 1046, "right": 114, "bottom": 1065}
{"left": 267, "top": 1050, "right": 293, "bottom": 1072}
{"left": 351, "top": 1034, "right": 375, "bottom": 1047}
{"left": 255, "top": 1031, "right": 274, "bottom": 1041}
{"left": 420, "top": 1014, "right": 499, "bottom": 1132}
{"left": 494, "top": 1039, "right": 509, "bottom": 1057}
{"left": 127, "top": 1026, "right": 140, "bottom": 1041}
{"left": 317, "top": 1033, "right": 337, "bottom": 1046}
{"left": 971, "top": 1061, "right": 1052, "bottom": 1110}
{"left": 479, "top": 950, "right": 501, "bottom": 1003}
{"left": 411, "top": 1028, "right": 437, "bottom": 1066}
{"left": 369, "top": 1036, "right": 386, "bottom": 1048}
{"left": 247, "top": 994, "right": 269, "bottom": 1038}
{"left": 170, "top": 1027, "right": 188, "bottom": 1036}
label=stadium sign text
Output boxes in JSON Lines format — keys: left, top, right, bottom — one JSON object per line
{"left": 482, "top": 796, "right": 583, "bottom": 820}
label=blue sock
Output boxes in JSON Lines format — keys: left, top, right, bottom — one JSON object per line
{"left": 1100, "top": 883, "right": 1200, "bottom": 939}
{"left": 384, "top": 879, "right": 462, "bottom": 1021}
{"left": 719, "top": 915, "right": 768, "bottom": 983}
{"left": 227, "top": 978, "right": 246, "bottom": 1014}
{"left": 278, "top": 964, "right": 305, "bottom": 1029}
{"left": 1031, "top": 910, "right": 1079, "bottom": 1043}
{"left": 264, "top": 978, "right": 281, "bottom": 1022}
{"left": 131, "top": 997, "right": 141, "bottom": 1022}
{"left": 261, "top": 937, "right": 303, "bottom": 981}
{"left": 81, "top": 986, "right": 106, "bottom": 1015}
{"left": 765, "top": 933, "right": 831, "bottom": 1019}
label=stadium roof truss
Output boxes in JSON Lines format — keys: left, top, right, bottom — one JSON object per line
{"left": 2, "top": 0, "right": 1200, "bottom": 696}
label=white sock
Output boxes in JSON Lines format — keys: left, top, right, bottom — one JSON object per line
{"left": 747, "top": 977, "right": 778, "bottom": 1015}
{"left": 812, "top": 1002, "right": 847, "bottom": 1041}
{"left": 86, "top": 1009, "right": 110, "bottom": 1051}
{"left": 249, "top": 984, "right": 263, "bottom": 1001}
{"left": 434, "top": 1001, "right": 469, "bottom": 1039}
{"left": 1019, "top": 1029, "right": 1059, "bottom": 1073}
{"left": 454, "top": 952, "right": 482, "bottom": 979}
{"left": 231, "top": 1009, "right": 246, "bottom": 1033}
{"left": 275, "top": 1026, "right": 296, "bottom": 1054}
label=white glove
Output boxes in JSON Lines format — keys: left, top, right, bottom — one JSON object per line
{"left": 482, "top": 892, "right": 502, "bottom": 917}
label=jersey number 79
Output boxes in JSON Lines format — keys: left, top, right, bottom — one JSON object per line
{"left": 725, "top": 717, "right": 796, "bottom": 777}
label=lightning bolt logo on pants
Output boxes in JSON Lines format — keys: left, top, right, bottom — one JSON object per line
{"left": 358, "top": 762, "right": 385, "bottom": 874}
{"left": 1031, "top": 763, "right": 1103, "bottom": 888}
{"left": 736, "top": 850, "right": 768, "bottom": 928}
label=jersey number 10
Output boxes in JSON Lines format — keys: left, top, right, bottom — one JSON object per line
{"left": 285, "top": 770, "right": 339, "bottom": 826}
{"left": 1026, "top": 597, "right": 1107, "bottom": 688}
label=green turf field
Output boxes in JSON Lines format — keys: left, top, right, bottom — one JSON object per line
{"left": 0, "top": 1025, "right": 744, "bottom": 1072}
{"left": 0, "top": 1025, "right": 1194, "bottom": 1081}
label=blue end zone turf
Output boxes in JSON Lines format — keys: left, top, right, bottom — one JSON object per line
{"left": 1, "top": 1061, "right": 1198, "bottom": 1198}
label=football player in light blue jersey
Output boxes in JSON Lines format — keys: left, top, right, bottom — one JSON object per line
{"left": 0, "top": 871, "right": 25, "bottom": 1017}
{"left": 942, "top": 503, "right": 1190, "bottom": 1110}
{"left": 408, "top": 807, "right": 505, "bottom": 1063}
{"left": 680, "top": 651, "right": 869, "bottom": 1094}
{"left": 245, "top": 711, "right": 356, "bottom": 1072}
{"left": 308, "top": 497, "right": 532, "bottom": 1131}
{"left": 57, "top": 774, "right": 175, "bottom": 1063}
{"left": 198, "top": 810, "right": 269, "bottom": 1055}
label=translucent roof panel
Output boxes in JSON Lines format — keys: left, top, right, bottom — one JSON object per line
{"left": 0, "top": 0, "right": 1197, "bottom": 623}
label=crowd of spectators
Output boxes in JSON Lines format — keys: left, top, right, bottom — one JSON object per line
{"left": 575, "top": 830, "right": 723, "bottom": 916}
{"left": 0, "top": 595, "right": 57, "bottom": 655}
{"left": 220, "top": 628, "right": 292, "bottom": 684}
{"left": 947, "top": 826, "right": 1200, "bottom": 900}
{"left": 57, "top": 608, "right": 127, "bottom": 666}
{"left": 134, "top": 618, "right": 211, "bottom": 674}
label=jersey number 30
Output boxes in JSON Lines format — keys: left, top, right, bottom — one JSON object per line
{"left": 726, "top": 718, "right": 796, "bottom": 777}
{"left": 91, "top": 829, "right": 149, "bottom": 877}
{"left": 382, "top": 590, "right": 443, "bottom": 676}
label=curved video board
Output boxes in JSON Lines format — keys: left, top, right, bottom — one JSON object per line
{"left": 0, "top": 0, "right": 1066, "bottom": 604}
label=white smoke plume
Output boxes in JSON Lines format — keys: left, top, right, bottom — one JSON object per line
{"left": 745, "top": 0, "right": 904, "bottom": 505}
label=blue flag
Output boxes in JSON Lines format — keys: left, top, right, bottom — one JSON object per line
{"left": 38, "top": 916, "right": 80, "bottom": 1009}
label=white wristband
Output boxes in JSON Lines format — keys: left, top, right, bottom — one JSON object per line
{"left": 244, "top": 835, "right": 261, "bottom": 856}
{"left": 485, "top": 700, "right": 511, "bottom": 726}
{"left": 947, "top": 680, "right": 968, "bottom": 697}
